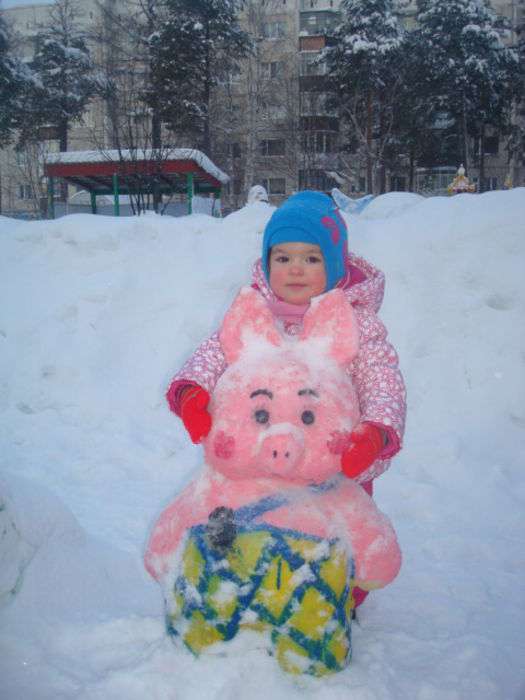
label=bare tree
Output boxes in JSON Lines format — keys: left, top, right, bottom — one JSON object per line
{"left": 7, "top": 142, "right": 52, "bottom": 218}
{"left": 88, "top": 0, "right": 186, "bottom": 213}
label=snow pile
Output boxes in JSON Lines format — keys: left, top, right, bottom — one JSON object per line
{"left": 359, "top": 191, "right": 425, "bottom": 219}
{"left": 1, "top": 190, "right": 525, "bottom": 699}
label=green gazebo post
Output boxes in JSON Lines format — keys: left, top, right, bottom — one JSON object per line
{"left": 47, "top": 176, "right": 55, "bottom": 219}
{"left": 212, "top": 187, "right": 221, "bottom": 217}
{"left": 112, "top": 173, "right": 120, "bottom": 216}
{"left": 187, "top": 172, "right": 194, "bottom": 214}
{"left": 90, "top": 191, "right": 97, "bottom": 215}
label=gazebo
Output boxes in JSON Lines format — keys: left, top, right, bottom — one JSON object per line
{"left": 44, "top": 148, "right": 229, "bottom": 217}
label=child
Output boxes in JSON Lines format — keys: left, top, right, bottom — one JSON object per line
{"left": 167, "top": 190, "right": 406, "bottom": 491}
{"left": 167, "top": 190, "right": 406, "bottom": 609}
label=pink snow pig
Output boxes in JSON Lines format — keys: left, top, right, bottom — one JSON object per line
{"left": 145, "top": 287, "right": 401, "bottom": 676}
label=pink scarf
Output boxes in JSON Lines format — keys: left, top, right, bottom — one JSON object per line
{"left": 266, "top": 298, "right": 309, "bottom": 326}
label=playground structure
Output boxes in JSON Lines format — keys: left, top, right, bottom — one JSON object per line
{"left": 43, "top": 148, "right": 229, "bottom": 218}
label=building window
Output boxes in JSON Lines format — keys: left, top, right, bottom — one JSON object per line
{"left": 262, "top": 21, "right": 286, "bottom": 39}
{"left": 259, "top": 99, "right": 287, "bottom": 120}
{"left": 229, "top": 142, "right": 241, "bottom": 158}
{"left": 268, "top": 104, "right": 287, "bottom": 120}
{"left": 474, "top": 136, "right": 499, "bottom": 156}
{"left": 298, "top": 169, "right": 338, "bottom": 191}
{"left": 261, "top": 61, "right": 284, "bottom": 78}
{"left": 483, "top": 177, "right": 498, "bottom": 191}
{"left": 261, "top": 178, "right": 286, "bottom": 195}
{"left": 18, "top": 184, "right": 33, "bottom": 200}
{"left": 227, "top": 66, "right": 242, "bottom": 83}
{"left": 300, "top": 115, "right": 338, "bottom": 131}
{"left": 390, "top": 176, "right": 406, "bottom": 191}
{"left": 260, "top": 139, "right": 286, "bottom": 156}
{"left": 484, "top": 136, "right": 499, "bottom": 155}
{"left": 299, "top": 11, "right": 339, "bottom": 36}
{"left": 299, "top": 52, "right": 326, "bottom": 76}
{"left": 302, "top": 131, "right": 337, "bottom": 153}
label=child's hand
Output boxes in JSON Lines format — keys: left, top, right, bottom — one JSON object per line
{"left": 341, "top": 422, "right": 385, "bottom": 479}
{"left": 180, "top": 386, "right": 212, "bottom": 444}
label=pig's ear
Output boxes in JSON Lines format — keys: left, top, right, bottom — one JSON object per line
{"left": 219, "top": 287, "right": 282, "bottom": 364}
{"left": 301, "top": 289, "right": 359, "bottom": 365}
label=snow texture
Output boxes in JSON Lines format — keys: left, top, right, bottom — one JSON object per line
{"left": 1, "top": 189, "right": 525, "bottom": 698}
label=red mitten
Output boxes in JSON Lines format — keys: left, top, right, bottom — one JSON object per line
{"left": 341, "top": 422, "right": 385, "bottom": 479}
{"left": 180, "top": 386, "right": 212, "bottom": 444}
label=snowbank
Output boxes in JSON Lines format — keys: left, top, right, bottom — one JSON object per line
{"left": 1, "top": 191, "right": 525, "bottom": 699}
{"left": 359, "top": 191, "right": 425, "bottom": 219}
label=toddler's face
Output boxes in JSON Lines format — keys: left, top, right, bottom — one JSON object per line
{"left": 269, "top": 242, "right": 326, "bottom": 305}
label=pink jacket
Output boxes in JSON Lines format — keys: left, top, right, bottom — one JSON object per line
{"left": 167, "top": 253, "right": 406, "bottom": 483}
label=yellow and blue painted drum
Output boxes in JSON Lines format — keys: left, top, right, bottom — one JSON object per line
{"left": 166, "top": 522, "right": 355, "bottom": 676}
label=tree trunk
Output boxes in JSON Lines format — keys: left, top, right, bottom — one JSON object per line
{"left": 378, "top": 94, "right": 386, "bottom": 194}
{"left": 151, "top": 109, "right": 161, "bottom": 150}
{"left": 478, "top": 124, "right": 486, "bottom": 193}
{"left": 202, "top": 79, "right": 211, "bottom": 156}
{"left": 366, "top": 90, "right": 373, "bottom": 193}
{"left": 242, "top": 49, "right": 258, "bottom": 200}
{"left": 461, "top": 90, "right": 469, "bottom": 173}
{"left": 151, "top": 109, "right": 162, "bottom": 212}
{"left": 408, "top": 145, "right": 415, "bottom": 192}
{"left": 201, "top": 23, "right": 212, "bottom": 155}
{"left": 59, "top": 117, "right": 69, "bottom": 202}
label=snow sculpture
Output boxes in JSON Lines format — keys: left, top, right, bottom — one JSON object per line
{"left": 145, "top": 287, "right": 401, "bottom": 676}
{"left": 246, "top": 184, "right": 269, "bottom": 204}
{"left": 0, "top": 491, "right": 34, "bottom": 606}
{"left": 447, "top": 165, "right": 476, "bottom": 195}
{"left": 331, "top": 187, "right": 374, "bottom": 214}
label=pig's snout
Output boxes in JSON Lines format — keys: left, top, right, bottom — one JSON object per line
{"left": 257, "top": 425, "right": 304, "bottom": 476}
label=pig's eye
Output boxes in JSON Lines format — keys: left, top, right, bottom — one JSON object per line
{"left": 301, "top": 410, "right": 315, "bottom": 425}
{"left": 254, "top": 409, "right": 270, "bottom": 424}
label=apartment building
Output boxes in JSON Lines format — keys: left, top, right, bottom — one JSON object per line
{"left": 234, "top": 0, "right": 524, "bottom": 201}
{"left": 0, "top": 0, "right": 109, "bottom": 216}
{"left": 1, "top": 0, "right": 523, "bottom": 216}
{"left": 221, "top": 0, "right": 347, "bottom": 209}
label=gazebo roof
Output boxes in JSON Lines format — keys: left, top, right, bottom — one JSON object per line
{"left": 44, "top": 148, "right": 229, "bottom": 196}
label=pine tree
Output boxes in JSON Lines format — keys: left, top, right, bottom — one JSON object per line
{"left": 416, "top": 0, "right": 520, "bottom": 188}
{"left": 0, "top": 15, "right": 18, "bottom": 146}
{"left": 507, "top": 9, "right": 525, "bottom": 183}
{"left": 147, "top": 0, "right": 250, "bottom": 153}
{"left": 0, "top": 15, "right": 34, "bottom": 147}
{"left": 324, "top": 0, "right": 403, "bottom": 192}
{"left": 23, "top": 0, "right": 104, "bottom": 153}
{"left": 386, "top": 24, "right": 458, "bottom": 189}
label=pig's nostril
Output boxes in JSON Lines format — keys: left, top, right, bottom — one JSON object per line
{"left": 285, "top": 452, "right": 290, "bottom": 458}
{"left": 272, "top": 450, "right": 278, "bottom": 458}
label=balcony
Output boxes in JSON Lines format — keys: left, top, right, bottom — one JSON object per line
{"left": 300, "top": 0, "right": 339, "bottom": 12}
{"left": 299, "top": 75, "right": 330, "bottom": 92}
{"left": 299, "top": 35, "right": 326, "bottom": 51}
{"left": 300, "top": 116, "right": 339, "bottom": 131}
{"left": 299, "top": 10, "right": 340, "bottom": 37}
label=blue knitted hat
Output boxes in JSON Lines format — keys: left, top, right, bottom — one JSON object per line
{"left": 262, "top": 191, "right": 348, "bottom": 292}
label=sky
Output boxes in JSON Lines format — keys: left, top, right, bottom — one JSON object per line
{"left": 1, "top": 190, "right": 525, "bottom": 699}
{"left": 1, "top": 0, "right": 53, "bottom": 8}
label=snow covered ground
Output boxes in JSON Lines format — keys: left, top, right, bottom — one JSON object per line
{"left": 1, "top": 190, "right": 524, "bottom": 699}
